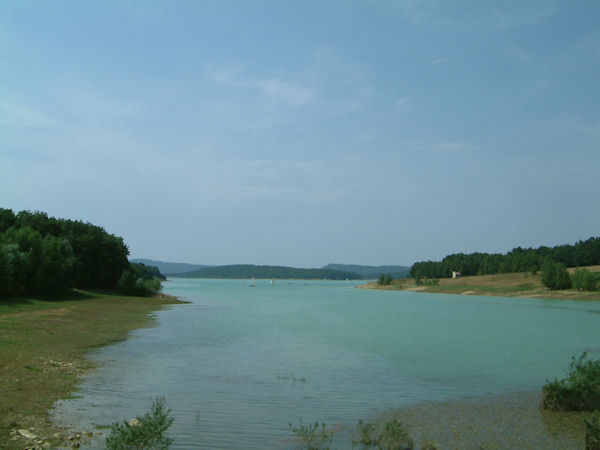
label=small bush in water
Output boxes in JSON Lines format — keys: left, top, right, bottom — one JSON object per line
{"left": 542, "top": 353, "right": 600, "bottom": 411}
{"left": 105, "top": 396, "right": 174, "bottom": 449}
{"left": 289, "top": 419, "right": 334, "bottom": 449}
{"left": 352, "top": 418, "right": 414, "bottom": 449}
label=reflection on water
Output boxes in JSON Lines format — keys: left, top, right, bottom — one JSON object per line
{"left": 53, "top": 279, "right": 600, "bottom": 448}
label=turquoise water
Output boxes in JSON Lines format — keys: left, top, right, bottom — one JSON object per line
{"left": 53, "top": 278, "right": 600, "bottom": 448}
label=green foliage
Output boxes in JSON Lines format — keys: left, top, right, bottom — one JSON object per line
{"left": 572, "top": 268, "right": 599, "bottom": 291}
{"left": 410, "top": 237, "right": 600, "bottom": 279}
{"left": 378, "top": 274, "right": 393, "bottom": 286}
{"left": 289, "top": 419, "right": 334, "bottom": 449}
{"left": 541, "top": 259, "right": 572, "bottom": 290}
{"left": 585, "top": 411, "right": 600, "bottom": 450}
{"left": 415, "top": 277, "right": 438, "bottom": 287}
{"left": 117, "top": 265, "right": 162, "bottom": 297}
{"left": 131, "top": 262, "right": 167, "bottom": 281}
{"left": 541, "top": 353, "right": 600, "bottom": 411}
{"left": 0, "top": 208, "right": 155, "bottom": 298}
{"left": 105, "top": 397, "right": 174, "bottom": 450}
{"left": 174, "top": 264, "right": 362, "bottom": 280}
{"left": 352, "top": 419, "right": 414, "bottom": 449}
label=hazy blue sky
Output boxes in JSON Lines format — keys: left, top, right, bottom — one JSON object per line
{"left": 1, "top": 1, "right": 599, "bottom": 267}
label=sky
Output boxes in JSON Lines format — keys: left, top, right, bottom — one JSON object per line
{"left": 1, "top": 0, "right": 599, "bottom": 268}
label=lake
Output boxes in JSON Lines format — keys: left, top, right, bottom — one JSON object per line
{"left": 53, "top": 278, "right": 600, "bottom": 448}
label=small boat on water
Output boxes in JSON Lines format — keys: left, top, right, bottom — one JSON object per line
{"left": 250, "top": 276, "right": 255, "bottom": 287}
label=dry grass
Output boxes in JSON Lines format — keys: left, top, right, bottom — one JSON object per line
{"left": 360, "top": 266, "right": 600, "bottom": 300}
{"left": 0, "top": 290, "right": 184, "bottom": 449}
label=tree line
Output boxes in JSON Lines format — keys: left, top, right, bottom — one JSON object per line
{"left": 410, "top": 237, "right": 600, "bottom": 280}
{"left": 172, "top": 264, "right": 363, "bottom": 280}
{"left": 0, "top": 208, "right": 163, "bottom": 298}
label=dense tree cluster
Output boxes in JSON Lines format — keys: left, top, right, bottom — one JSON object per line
{"left": 0, "top": 208, "right": 162, "bottom": 297}
{"left": 410, "top": 238, "right": 600, "bottom": 280}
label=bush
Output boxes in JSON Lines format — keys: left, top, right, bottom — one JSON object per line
{"left": 541, "top": 260, "right": 572, "bottom": 290}
{"left": 289, "top": 420, "right": 334, "bottom": 450}
{"left": 541, "top": 353, "right": 600, "bottom": 411}
{"left": 352, "top": 419, "right": 414, "bottom": 449}
{"left": 105, "top": 397, "right": 174, "bottom": 449}
{"left": 117, "top": 269, "right": 162, "bottom": 297}
{"left": 378, "top": 274, "right": 393, "bottom": 286}
{"left": 585, "top": 411, "right": 600, "bottom": 450}
{"left": 573, "top": 268, "right": 599, "bottom": 291}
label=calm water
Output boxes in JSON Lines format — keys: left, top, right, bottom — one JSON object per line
{"left": 53, "top": 278, "right": 600, "bottom": 448}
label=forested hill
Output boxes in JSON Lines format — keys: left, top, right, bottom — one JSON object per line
{"left": 131, "top": 259, "right": 213, "bottom": 275}
{"left": 410, "top": 237, "right": 600, "bottom": 279}
{"left": 322, "top": 264, "right": 410, "bottom": 279}
{"left": 171, "top": 264, "right": 363, "bottom": 280}
{"left": 0, "top": 208, "right": 163, "bottom": 297}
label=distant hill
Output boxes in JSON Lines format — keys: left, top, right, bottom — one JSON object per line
{"left": 130, "top": 259, "right": 214, "bottom": 275}
{"left": 322, "top": 264, "right": 410, "bottom": 279}
{"left": 171, "top": 264, "right": 362, "bottom": 280}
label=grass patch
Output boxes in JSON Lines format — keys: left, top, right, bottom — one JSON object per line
{"left": 0, "top": 290, "right": 184, "bottom": 449}
{"left": 360, "top": 267, "right": 600, "bottom": 300}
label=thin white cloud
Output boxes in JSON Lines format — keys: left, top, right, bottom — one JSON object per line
{"left": 62, "top": 89, "right": 140, "bottom": 121}
{"left": 0, "top": 102, "right": 57, "bottom": 127}
{"left": 252, "top": 78, "right": 314, "bottom": 106}
{"left": 395, "top": 97, "right": 410, "bottom": 113}
{"left": 429, "top": 58, "right": 446, "bottom": 66}
{"left": 209, "top": 65, "right": 314, "bottom": 106}
{"left": 431, "top": 141, "right": 470, "bottom": 152}
{"left": 506, "top": 46, "right": 530, "bottom": 63}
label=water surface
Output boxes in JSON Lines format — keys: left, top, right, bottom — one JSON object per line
{"left": 53, "top": 278, "right": 600, "bottom": 448}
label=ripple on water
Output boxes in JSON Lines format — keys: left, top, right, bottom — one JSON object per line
{"left": 386, "top": 391, "right": 587, "bottom": 449}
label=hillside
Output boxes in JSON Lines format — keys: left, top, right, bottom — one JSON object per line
{"left": 322, "top": 263, "right": 410, "bottom": 279}
{"left": 171, "top": 264, "right": 362, "bottom": 280}
{"left": 130, "top": 259, "right": 213, "bottom": 275}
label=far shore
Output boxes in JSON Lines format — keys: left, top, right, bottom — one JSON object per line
{"left": 359, "top": 266, "right": 600, "bottom": 301}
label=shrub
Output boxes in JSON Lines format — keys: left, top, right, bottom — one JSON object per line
{"left": 378, "top": 274, "right": 393, "bottom": 286}
{"left": 573, "top": 268, "right": 599, "bottom": 291}
{"left": 117, "top": 269, "right": 162, "bottom": 297}
{"left": 541, "top": 260, "right": 572, "bottom": 290}
{"left": 352, "top": 418, "right": 414, "bottom": 449}
{"left": 541, "top": 353, "right": 600, "bottom": 411}
{"left": 585, "top": 411, "right": 600, "bottom": 450}
{"left": 105, "top": 397, "right": 174, "bottom": 449}
{"left": 289, "top": 419, "right": 334, "bottom": 450}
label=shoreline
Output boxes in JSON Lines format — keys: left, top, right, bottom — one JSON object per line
{"left": 0, "top": 290, "right": 186, "bottom": 449}
{"left": 386, "top": 390, "right": 588, "bottom": 449}
{"left": 358, "top": 269, "right": 600, "bottom": 301}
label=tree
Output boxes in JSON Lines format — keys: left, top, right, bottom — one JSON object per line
{"left": 572, "top": 268, "right": 598, "bottom": 291}
{"left": 541, "top": 259, "right": 572, "bottom": 290}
